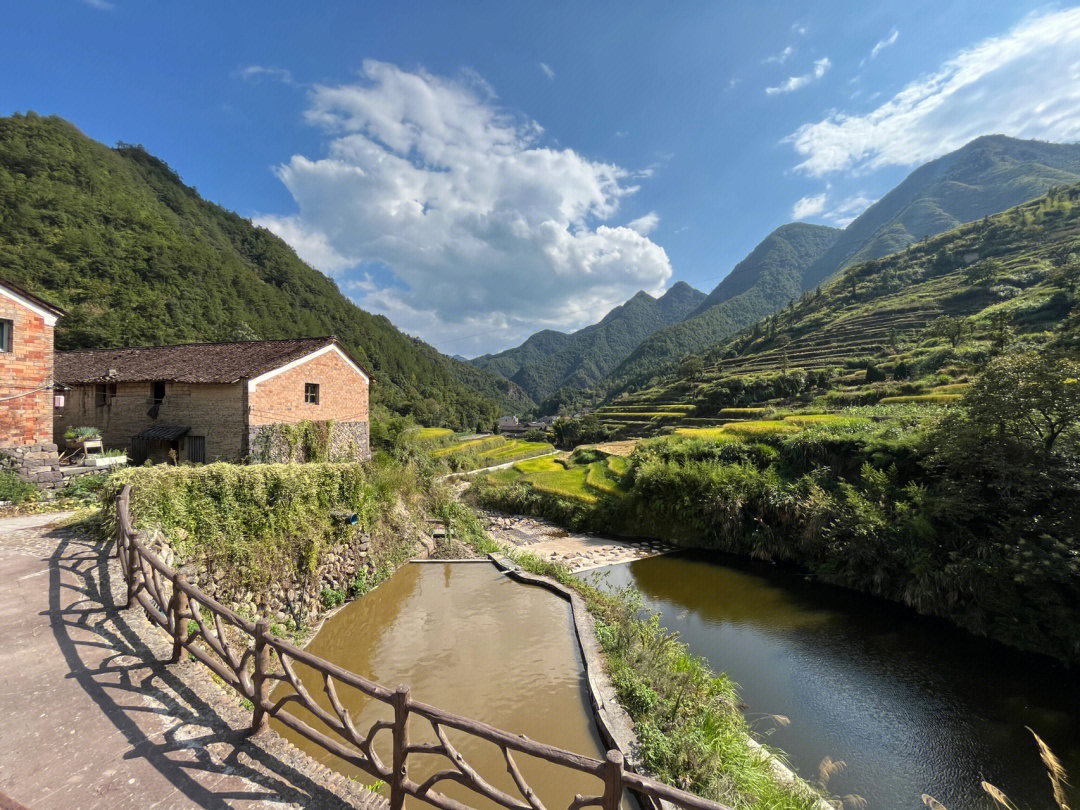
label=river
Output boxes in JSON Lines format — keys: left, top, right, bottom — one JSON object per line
{"left": 593, "top": 551, "right": 1080, "bottom": 810}
{"left": 270, "top": 561, "right": 613, "bottom": 809}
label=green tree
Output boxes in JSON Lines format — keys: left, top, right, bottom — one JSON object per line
{"left": 962, "top": 351, "right": 1080, "bottom": 453}
{"left": 988, "top": 311, "right": 1014, "bottom": 353}
{"left": 927, "top": 315, "right": 972, "bottom": 348}
{"left": 678, "top": 354, "right": 704, "bottom": 381}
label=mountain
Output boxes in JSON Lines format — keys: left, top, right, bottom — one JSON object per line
{"left": 801, "top": 135, "right": 1080, "bottom": 291}
{"left": 604, "top": 181, "right": 1080, "bottom": 416}
{"left": 605, "top": 223, "right": 840, "bottom": 391}
{"left": 0, "top": 113, "right": 527, "bottom": 429}
{"left": 605, "top": 135, "right": 1080, "bottom": 395}
{"left": 470, "top": 281, "right": 705, "bottom": 406}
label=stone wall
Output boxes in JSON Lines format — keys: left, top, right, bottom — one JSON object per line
{"left": 147, "top": 525, "right": 431, "bottom": 630}
{"left": 248, "top": 420, "right": 371, "bottom": 464}
{"left": 0, "top": 442, "right": 96, "bottom": 492}
{"left": 0, "top": 293, "right": 55, "bottom": 447}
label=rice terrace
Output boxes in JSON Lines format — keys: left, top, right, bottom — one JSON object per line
{"left": 2, "top": 4, "right": 1080, "bottom": 810}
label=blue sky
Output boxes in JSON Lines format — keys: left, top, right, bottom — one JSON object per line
{"left": 4, "top": 1, "right": 1080, "bottom": 356}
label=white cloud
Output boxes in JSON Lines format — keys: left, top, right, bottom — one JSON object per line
{"left": 235, "top": 64, "right": 295, "bottom": 85}
{"left": 787, "top": 7, "right": 1080, "bottom": 176}
{"left": 539, "top": 62, "right": 555, "bottom": 79}
{"left": 766, "top": 57, "right": 831, "bottom": 95}
{"left": 792, "top": 22, "right": 807, "bottom": 37}
{"left": 256, "top": 60, "right": 671, "bottom": 355}
{"left": 792, "top": 193, "right": 827, "bottom": 219}
{"left": 792, "top": 192, "right": 876, "bottom": 226}
{"left": 764, "top": 45, "right": 795, "bottom": 65}
{"left": 823, "top": 194, "right": 875, "bottom": 226}
{"left": 81, "top": 0, "right": 114, "bottom": 9}
{"left": 627, "top": 212, "right": 660, "bottom": 235}
{"left": 869, "top": 29, "right": 899, "bottom": 60}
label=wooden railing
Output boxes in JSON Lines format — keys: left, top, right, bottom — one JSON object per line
{"left": 113, "top": 485, "right": 733, "bottom": 810}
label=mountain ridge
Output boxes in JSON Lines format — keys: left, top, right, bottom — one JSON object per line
{"left": 469, "top": 281, "right": 704, "bottom": 405}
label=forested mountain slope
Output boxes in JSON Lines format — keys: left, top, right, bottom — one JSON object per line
{"left": 470, "top": 281, "right": 704, "bottom": 405}
{"left": 800, "top": 135, "right": 1080, "bottom": 291}
{"left": 605, "top": 223, "right": 839, "bottom": 392}
{"left": 606, "top": 135, "right": 1080, "bottom": 396}
{"left": 611, "top": 182, "right": 1080, "bottom": 413}
{"left": 0, "top": 113, "right": 526, "bottom": 428}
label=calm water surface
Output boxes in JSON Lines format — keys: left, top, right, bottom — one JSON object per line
{"left": 594, "top": 552, "right": 1080, "bottom": 810}
{"left": 271, "top": 562, "right": 610, "bottom": 809}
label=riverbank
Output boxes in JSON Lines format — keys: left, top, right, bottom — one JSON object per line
{"left": 467, "top": 413, "right": 1080, "bottom": 665}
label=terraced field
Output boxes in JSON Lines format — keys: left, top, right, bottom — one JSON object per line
{"left": 483, "top": 452, "right": 630, "bottom": 504}
{"left": 433, "top": 435, "right": 554, "bottom": 470}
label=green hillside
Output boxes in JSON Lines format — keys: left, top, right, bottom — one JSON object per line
{"left": 605, "top": 136, "right": 1080, "bottom": 398}
{"left": 470, "top": 280, "right": 704, "bottom": 407}
{"left": 606, "top": 223, "right": 839, "bottom": 392}
{"left": 608, "top": 181, "right": 1080, "bottom": 419}
{"left": 0, "top": 113, "right": 527, "bottom": 429}
{"left": 801, "top": 135, "right": 1080, "bottom": 291}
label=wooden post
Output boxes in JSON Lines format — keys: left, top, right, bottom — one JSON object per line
{"left": 602, "top": 750, "right": 624, "bottom": 810}
{"left": 251, "top": 618, "right": 271, "bottom": 734}
{"left": 170, "top": 573, "right": 191, "bottom": 663}
{"left": 390, "top": 684, "right": 410, "bottom": 810}
{"left": 125, "top": 537, "right": 138, "bottom": 610}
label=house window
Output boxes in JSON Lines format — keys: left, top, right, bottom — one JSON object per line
{"left": 94, "top": 382, "right": 116, "bottom": 408}
{"left": 148, "top": 381, "right": 166, "bottom": 420}
{"left": 304, "top": 382, "right": 319, "bottom": 404}
{"left": 0, "top": 319, "right": 11, "bottom": 353}
{"left": 187, "top": 436, "right": 206, "bottom": 464}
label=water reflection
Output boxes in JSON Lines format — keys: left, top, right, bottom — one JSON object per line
{"left": 271, "top": 562, "right": 611, "bottom": 809}
{"left": 593, "top": 552, "right": 1080, "bottom": 810}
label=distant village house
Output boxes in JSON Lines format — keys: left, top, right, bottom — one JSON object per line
{"left": 55, "top": 337, "right": 371, "bottom": 464}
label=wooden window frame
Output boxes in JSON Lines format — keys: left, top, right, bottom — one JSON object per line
{"left": 94, "top": 382, "right": 116, "bottom": 408}
{"left": 304, "top": 382, "right": 320, "bottom": 404}
{"left": 0, "top": 319, "right": 11, "bottom": 353}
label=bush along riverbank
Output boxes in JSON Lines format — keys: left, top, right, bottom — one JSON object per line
{"left": 470, "top": 350, "right": 1080, "bottom": 666}
{"left": 97, "top": 454, "right": 460, "bottom": 636}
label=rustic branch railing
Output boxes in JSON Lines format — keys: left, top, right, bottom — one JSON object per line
{"left": 113, "top": 485, "right": 733, "bottom": 810}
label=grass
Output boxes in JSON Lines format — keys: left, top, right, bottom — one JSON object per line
{"left": 585, "top": 460, "right": 626, "bottom": 497}
{"left": 674, "top": 427, "right": 741, "bottom": 440}
{"left": 717, "top": 407, "right": 771, "bottom": 419}
{"left": 430, "top": 435, "right": 503, "bottom": 457}
{"left": 528, "top": 465, "right": 598, "bottom": 504}
{"left": 878, "top": 393, "right": 963, "bottom": 404}
{"left": 780, "top": 413, "right": 871, "bottom": 428}
{"left": 513, "top": 455, "right": 565, "bottom": 474}
{"left": 410, "top": 427, "right": 455, "bottom": 444}
{"left": 721, "top": 420, "right": 801, "bottom": 436}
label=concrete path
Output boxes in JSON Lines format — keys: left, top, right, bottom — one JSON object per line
{"left": 478, "top": 510, "right": 673, "bottom": 573}
{"left": 0, "top": 512, "right": 383, "bottom": 810}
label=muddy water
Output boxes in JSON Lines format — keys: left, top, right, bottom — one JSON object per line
{"left": 594, "top": 552, "right": 1080, "bottom": 810}
{"left": 271, "top": 562, "right": 610, "bottom": 809}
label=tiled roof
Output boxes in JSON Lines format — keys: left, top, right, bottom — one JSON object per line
{"left": 56, "top": 337, "right": 369, "bottom": 385}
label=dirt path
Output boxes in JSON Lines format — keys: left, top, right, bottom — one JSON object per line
{"left": 477, "top": 510, "right": 673, "bottom": 573}
{"left": 0, "top": 512, "right": 384, "bottom": 810}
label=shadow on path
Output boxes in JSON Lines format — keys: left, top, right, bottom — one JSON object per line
{"left": 44, "top": 526, "right": 375, "bottom": 809}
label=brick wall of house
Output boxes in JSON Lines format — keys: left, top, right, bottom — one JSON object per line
{"left": 0, "top": 295, "right": 54, "bottom": 448}
{"left": 247, "top": 347, "right": 370, "bottom": 460}
{"left": 55, "top": 381, "right": 247, "bottom": 462}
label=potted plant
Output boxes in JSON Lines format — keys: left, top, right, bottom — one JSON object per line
{"left": 64, "top": 426, "right": 102, "bottom": 451}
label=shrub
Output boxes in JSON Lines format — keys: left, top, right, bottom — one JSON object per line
{"left": 0, "top": 470, "right": 40, "bottom": 504}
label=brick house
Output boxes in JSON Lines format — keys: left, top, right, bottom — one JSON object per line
{"left": 0, "top": 276, "right": 65, "bottom": 449}
{"left": 54, "top": 337, "right": 371, "bottom": 464}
